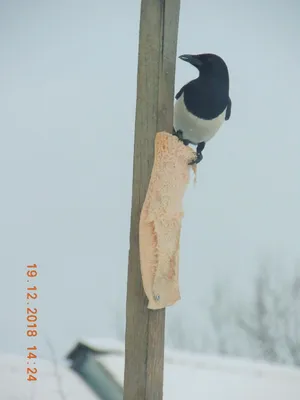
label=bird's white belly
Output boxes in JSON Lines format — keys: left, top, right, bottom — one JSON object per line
{"left": 173, "top": 94, "right": 226, "bottom": 144}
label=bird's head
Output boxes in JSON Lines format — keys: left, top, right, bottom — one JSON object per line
{"left": 179, "top": 53, "right": 228, "bottom": 77}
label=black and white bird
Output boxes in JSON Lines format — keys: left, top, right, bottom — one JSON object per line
{"left": 173, "top": 53, "right": 231, "bottom": 164}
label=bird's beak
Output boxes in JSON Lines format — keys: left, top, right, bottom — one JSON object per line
{"left": 179, "top": 54, "right": 203, "bottom": 68}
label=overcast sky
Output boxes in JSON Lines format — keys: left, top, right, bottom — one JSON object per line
{"left": 1, "top": 0, "right": 299, "bottom": 360}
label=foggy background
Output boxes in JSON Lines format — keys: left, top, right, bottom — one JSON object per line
{"left": 1, "top": 0, "right": 299, "bottom": 362}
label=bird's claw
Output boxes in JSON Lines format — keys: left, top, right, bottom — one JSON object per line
{"left": 173, "top": 131, "right": 205, "bottom": 165}
{"left": 189, "top": 142, "right": 205, "bottom": 165}
{"left": 173, "top": 129, "right": 191, "bottom": 146}
{"left": 172, "top": 128, "right": 184, "bottom": 141}
{"left": 189, "top": 152, "right": 203, "bottom": 165}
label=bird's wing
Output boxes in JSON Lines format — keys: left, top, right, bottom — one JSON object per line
{"left": 225, "top": 97, "right": 232, "bottom": 120}
{"left": 175, "top": 86, "right": 184, "bottom": 100}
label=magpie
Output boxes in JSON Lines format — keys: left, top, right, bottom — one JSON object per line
{"left": 173, "top": 53, "right": 231, "bottom": 164}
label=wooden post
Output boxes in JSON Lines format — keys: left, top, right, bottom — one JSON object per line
{"left": 123, "top": 1, "right": 181, "bottom": 400}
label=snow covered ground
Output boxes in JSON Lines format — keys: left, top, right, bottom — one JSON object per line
{"left": 2, "top": 338, "right": 300, "bottom": 400}
{"left": 0, "top": 354, "right": 98, "bottom": 400}
{"left": 81, "top": 338, "right": 300, "bottom": 400}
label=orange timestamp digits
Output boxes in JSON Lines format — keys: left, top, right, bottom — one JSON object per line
{"left": 26, "top": 264, "right": 38, "bottom": 381}
{"left": 27, "top": 345, "right": 37, "bottom": 381}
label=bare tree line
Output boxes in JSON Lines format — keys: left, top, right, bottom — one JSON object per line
{"left": 116, "top": 261, "right": 300, "bottom": 366}
{"left": 236, "top": 263, "right": 300, "bottom": 365}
